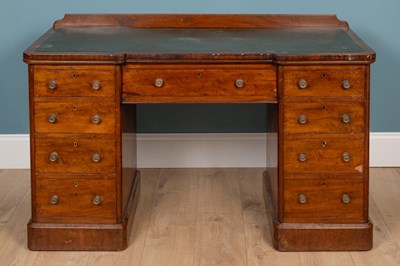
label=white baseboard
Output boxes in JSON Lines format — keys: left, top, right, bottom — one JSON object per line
{"left": 369, "top": 133, "right": 400, "bottom": 167}
{"left": 0, "top": 133, "right": 399, "bottom": 169}
{"left": 0, "top": 135, "right": 30, "bottom": 169}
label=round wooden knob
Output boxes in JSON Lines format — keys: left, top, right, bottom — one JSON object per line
{"left": 341, "top": 114, "right": 350, "bottom": 124}
{"left": 92, "top": 153, "right": 101, "bottom": 163}
{"left": 91, "top": 115, "right": 101, "bottom": 124}
{"left": 91, "top": 80, "right": 101, "bottom": 90}
{"left": 93, "top": 195, "right": 102, "bottom": 205}
{"left": 342, "top": 152, "right": 350, "bottom": 162}
{"left": 48, "top": 113, "right": 57, "bottom": 123}
{"left": 298, "top": 153, "right": 307, "bottom": 162}
{"left": 298, "top": 79, "right": 308, "bottom": 89}
{"left": 48, "top": 80, "right": 57, "bottom": 90}
{"left": 154, "top": 78, "right": 164, "bottom": 88}
{"left": 298, "top": 194, "right": 307, "bottom": 204}
{"left": 49, "top": 152, "right": 59, "bottom": 162}
{"left": 50, "top": 195, "right": 59, "bottom": 205}
{"left": 342, "top": 80, "right": 351, "bottom": 90}
{"left": 342, "top": 193, "right": 351, "bottom": 204}
{"left": 298, "top": 115, "right": 307, "bottom": 124}
{"left": 235, "top": 79, "right": 244, "bottom": 88}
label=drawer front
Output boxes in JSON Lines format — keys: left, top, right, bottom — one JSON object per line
{"left": 35, "top": 178, "right": 116, "bottom": 223}
{"left": 123, "top": 64, "right": 276, "bottom": 100}
{"left": 283, "top": 137, "right": 364, "bottom": 174}
{"left": 35, "top": 138, "right": 116, "bottom": 174}
{"left": 283, "top": 178, "right": 365, "bottom": 223}
{"left": 284, "top": 102, "right": 364, "bottom": 134}
{"left": 283, "top": 66, "right": 365, "bottom": 97}
{"left": 34, "top": 102, "right": 115, "bottom": 134}
{"left": 33, "top": 65, "right": 116, "bottom": 97}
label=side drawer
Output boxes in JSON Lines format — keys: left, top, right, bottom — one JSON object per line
{"left": 284, "top": 102, "right": 364, "bottom": 134}
{"left": 282, "top": 66, "right": 365, "bottom": 98}
{"left": 34, "top": 102, "right": 115, "bottom": 134}
{"left": 35, "top": 138, "right": 116, "bottom": 174}
{"left": 283, "top": 177, "right": 365, "bottom": 223}
{"left": 35, "top": 178, "right": 116, "bottom": 223}
{"left": 283, "top": 137, "right": 364, "bottom": 174}
{"left": 33, "top": 65, "right": 116, "bottom": 98}
{"left": 123, "top": 64, "right": 277, "bottom": 102}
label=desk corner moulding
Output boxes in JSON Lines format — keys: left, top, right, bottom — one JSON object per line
{"left": 24, "top": 14, "right": 375, "bottom": 251}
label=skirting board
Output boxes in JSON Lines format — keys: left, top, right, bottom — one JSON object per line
{"left": 0, "top": 133, "right": 399, "bottom": 169}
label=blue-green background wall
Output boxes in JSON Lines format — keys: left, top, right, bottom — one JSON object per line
{"left": 1, "top": 1, "right": 398, "bottom": 133}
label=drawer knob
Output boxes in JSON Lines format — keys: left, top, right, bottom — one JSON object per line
{"left": 341, "top": 114, "right": 350, "bottom": 124}
{"left": 91, "top": 80, "right": 101, "bottom": 90}
{"left": 342, "top": 80, "right": 351, "bottom": 90}
{"left": 50, "top": 195, "right": 59, "bottom": 205}
{"left": 92, "top": 153, "right": 101, "bottom": 163}
{"left": 298, "top": 79, "right": 308, "bottom": 89}
{"left": 154, "top": 78, "right": 164, "bottom": 88}
{"left": 298, "top": 114, "right": 308, "bottom": 124}
{"left": 48, "top": 80, "right": 57, "bottom": 90}
{"left": 91, "top": 114, "right": 101, "bottom": 124}
{"left": 342, "top": 152, "right": 350, "bottom": 162}
{"left": 298, "top": 194, "right": 307, "bottom": 204}
{"left": 49, "top": 151, "right": 59, "bottom": 162}
{"left": 48, "top": 113, "right": 57, "bottom": 123}
{"left": 93, "top": 195, "right": 102, "bottom": 205}
{"left": 235, "top": 79, "right": 244, "bottom": 88}
{"left": 298, "top": 153, "right": 307, "bottom": 162}
{"left": 342, "top": 193, "right": 351, "bottom": 204}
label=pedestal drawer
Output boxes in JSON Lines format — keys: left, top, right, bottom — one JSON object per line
{"left": 283, "top": 66, "right": 365, "bottom": 98}
{"left": 284, "top": 102, "right": 364, "bottom": 134}
{"left": 35, "top": 178, "right": 116, "bottom": 223}
{"left": 283, "top": 137, "right": 364, "bottom": 174}
{"left": 33, "top": 65, "right": 116, "bottom": 98}
{"left": 283, "top": 177, "right": 365, "bottom": 223}
{"left": 35, "top": 138, "right": 116, "bottom": 174}
{"left": 34, "top": 102, "right": 115, "bottom": 134}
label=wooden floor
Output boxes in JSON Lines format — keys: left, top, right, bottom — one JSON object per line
{"left": 0, "top": 168, "right": 399, "bottom": 265}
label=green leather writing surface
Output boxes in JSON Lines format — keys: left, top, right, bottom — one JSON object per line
{"left": 35, "top": 28, "right": 363, "bottom": 55}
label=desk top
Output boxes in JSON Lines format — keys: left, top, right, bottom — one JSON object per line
{"left": 24, "top": 14, "right": 375, "bottom": 63}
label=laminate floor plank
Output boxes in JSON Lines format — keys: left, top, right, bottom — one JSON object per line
{"left": 298, "top": 252, "right": 355, "bottom": 266}
{"left": 33, "top": 252, "right": 91, "bottom": 266}
{"left": 369, "top": 168, "right": 400, "bottom": 247}
{"left": 238, "top": 168, "right": 268, "bottom": 226}
{"left": 0, "top": 190, "right": 39, "bottom": 266}
{"left": 197, "top": 168, "right": 242, "bottom": 220}
{"left": 0, "top": 170, "right": 31, "bottom": 234}
{"left": 140, "top": 169, "right": 197, "bottom": 266}
{"left": 195, "top": 168, "right": 247, "bottom": 266}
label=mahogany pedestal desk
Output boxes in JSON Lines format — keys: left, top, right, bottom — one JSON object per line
{"left": 24, "top": 14, "right": 375, "bottom": 251}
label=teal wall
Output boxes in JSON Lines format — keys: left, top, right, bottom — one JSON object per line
{"left": 1, "top": 0, "right": 398, "bottom": 133}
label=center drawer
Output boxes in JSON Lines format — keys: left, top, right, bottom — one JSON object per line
{"left": 123, "top": 64, "right": 277, "bottom": 102}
